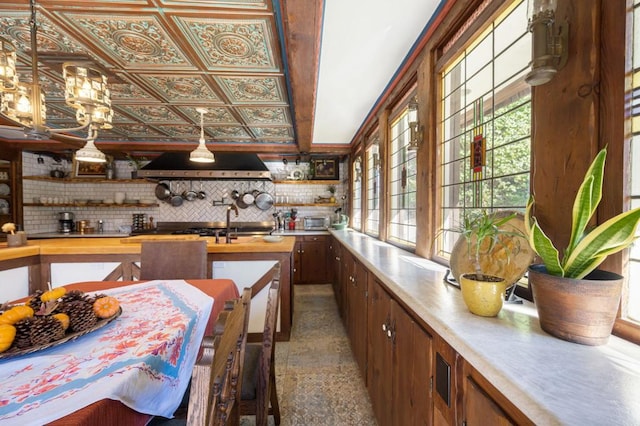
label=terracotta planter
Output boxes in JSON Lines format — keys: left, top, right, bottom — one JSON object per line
{"left": 459, "top": 274, "right": 507, "bottom": 317}
{"left": 528, "top": 264, "right": 623, "bottom": 346}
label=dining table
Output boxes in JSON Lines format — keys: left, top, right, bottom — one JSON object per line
{"left": 0, "top": 278, "right": 239, "bottom": 426}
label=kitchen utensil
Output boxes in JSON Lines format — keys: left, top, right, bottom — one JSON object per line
{"left": 183, "top": 181, "right": 197, "bottom": 201}
{"left": 197, "top": 181, "right": 207, "bottom": 200}
{"left": 170, "top": 182, "right": 183, "bottom": 207}
{"left": 241, "top": 191, "right": 255, "bottom": 205}
{"left": 155, "top": 182, "right": 171, "bottom": 201}
{"left": 255, "top": 192, "right": 274, "bottom": 210}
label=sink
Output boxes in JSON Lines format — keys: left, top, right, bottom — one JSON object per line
{"left": 205, "top": 236, "right": 257, "bottom": 244}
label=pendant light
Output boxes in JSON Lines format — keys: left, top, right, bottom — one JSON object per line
{"left": 190, "top": 107, "right": 215, "bottom": 163}
{"left": 75, "top": 127, "right": 106, "bottom": 163}
{"left": 0, "top": 0, "right": 112, "bottom": 163}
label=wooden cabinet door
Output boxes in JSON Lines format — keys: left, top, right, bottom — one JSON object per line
{"left": 392, "top": 299, "right": 433, "bottom": 426}
{"left": 463, "top": 376, "right": 513, "bottom": 426}
{"left": 433, "top": 336, "right": 459, "bottom": 426}
{"left": 367, "top": 279, "right": 393, "bottom": 426}
{"left": 293, "top": 239, "right": 302, "bottom": 283}
{"left": 300, "top": 239, "right": 327, "bottom": 283}
{"left": 329, "top": 238, "right": 344, "bottom": 313}
{"left": 350, "top": 259, "right": 368, "bottom": 378}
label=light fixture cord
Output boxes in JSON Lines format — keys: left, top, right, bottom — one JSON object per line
{"left": 200, "top": 111, "right": 205, "bottom": 142}
{"left": 29, "top": 0, "right": 43, "bottom": 127}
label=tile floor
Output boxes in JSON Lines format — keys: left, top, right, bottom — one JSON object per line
{"left": 240, "top": 284, "right": 377, "bottom": 426}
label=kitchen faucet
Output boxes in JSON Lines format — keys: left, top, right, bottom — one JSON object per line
{"left": 226, "top": 203, "right": 239, "bottom": 243}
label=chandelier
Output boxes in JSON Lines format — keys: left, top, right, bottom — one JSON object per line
{"left": 190, "top": 107, "right": 215, "bottom": 163}
{"left": 0, "top": 0, "right": 113, "bottom": 163}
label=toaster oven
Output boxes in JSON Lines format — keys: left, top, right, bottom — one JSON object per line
{"left": 303, "top": 216, "right": 329, "bottom": 230}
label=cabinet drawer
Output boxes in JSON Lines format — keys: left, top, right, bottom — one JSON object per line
{"left": 301, "top": 235, "right": 327, "bottom": 242}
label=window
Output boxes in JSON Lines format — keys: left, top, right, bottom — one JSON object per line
{"left": 351, "top": 156, "right": 363, "bottom": 231}
{"left": 437, "top": 0, "right": 531, "bottom": 259}
{"left": 626, "top": 0, "right": 640, "bottom": 324}
{"left": 389, "top": 100, "right": 417, "bottom": 247}
{"left": 366, "top": 135, "right": 381, "bottom": 236}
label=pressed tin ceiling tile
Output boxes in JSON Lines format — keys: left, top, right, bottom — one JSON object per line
{"left": 238, "top": 106, "right": 290, "bottom": 125}
{"left": 177, "top": 106, "right": 239, "bottom": 125}
{"left": 59, "top": 13, "right": 193, "bottom": 70}
{"left": 0, "top": 12, "right": 91, "bottom": 57}
{"left": 115, "top": 124, "right": 168, "bottom": 138}
{"left": 174, "top": 16, "right": 278, "bottom": 72}
{"left": 116, "top": 105, "right": 185, "bottom": 123}
{"left": 141, "top": 75, "right": 222, "bottom": 103}
{"left": 208, "top": 126, "right": 251, "bottom": 139}
{"left": 251, "top": 126, "right": 293, "bottom": 139}
{"left": 215, "top": 75, "right": 286, "bottom": 104}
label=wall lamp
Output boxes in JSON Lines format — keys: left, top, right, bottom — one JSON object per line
{"left": 525, "top": 0, "right": 568, "bottom": 86}
{"left": 407, "top": 96, "right": 422, "bottom": 151}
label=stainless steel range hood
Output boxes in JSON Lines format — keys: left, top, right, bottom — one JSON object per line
{"left": 137, "top": 152, "right": 271, "bottom": 180}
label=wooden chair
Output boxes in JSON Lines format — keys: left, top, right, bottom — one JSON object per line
{"left": 149, "top": 288, "right": 250, "bottom": 426}
{"left": 187, "top": 287, "right": 252, "bottom": 426}
{"left": 240, "top": 264, "right": 282, "bottom": 426}
{"left": 140, "top": 240, "right": 208, "bottom": 280}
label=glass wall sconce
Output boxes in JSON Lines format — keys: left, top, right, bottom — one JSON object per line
{"left": 407, "top": 96, "right": 422, "bottom": 151}
{"left": 525, "top": 0, "right": 568, "bottom": 86}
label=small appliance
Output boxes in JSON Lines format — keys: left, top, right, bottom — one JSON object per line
{"left": 303, "top": 216, "right": 329, "bottom": 231}
{"left": 58, "top": 211, "right": 75, "bottom": 233}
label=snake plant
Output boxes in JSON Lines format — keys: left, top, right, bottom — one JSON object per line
{"left": 524, "top": 147, "right": 640, "bottom": 279}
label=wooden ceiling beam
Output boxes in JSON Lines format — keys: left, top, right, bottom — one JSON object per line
{"left": 280, "top": 0, "right": 324, "bottom": 154}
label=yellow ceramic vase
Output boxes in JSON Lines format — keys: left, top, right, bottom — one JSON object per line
{"left": 459, "top": 274, "right": 507, "bottom": 317}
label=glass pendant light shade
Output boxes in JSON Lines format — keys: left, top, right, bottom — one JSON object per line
{"left": 190, "top": 107, "right": 215, "bottom": 163}
{"left": 0, "top": 36, "right": 18, "bottom": 92}
{"left": 75, "top": 138, "right": 106, "bottom": 163}
{"left": 0, "top": 83, "right": 47, "bottom": 127}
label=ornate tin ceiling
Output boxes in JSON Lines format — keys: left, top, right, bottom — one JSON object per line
{"left": 0, "top": 0, "right": 303, "bottom": 156}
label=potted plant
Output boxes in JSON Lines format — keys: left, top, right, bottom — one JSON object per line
{"left": 524, "top": 147, "right": 640, "bottom": 345}
{"left": 327, "top": 185, "right": 336, "bottom": 203}
{"left": 456, "top": 210, "right": 522, "bottom": 317}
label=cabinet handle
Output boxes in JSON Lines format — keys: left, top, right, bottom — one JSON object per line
{"left": 301, "top": 250, "right": 304, "bottom": 253}
{"left": 336, "top": 256, "right": 341, "bottom": 261}
{"left": 382, "top": 323, "right": 387, "bottom": 332}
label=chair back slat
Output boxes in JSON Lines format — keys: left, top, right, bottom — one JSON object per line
{"left": 240, "top": 262, "right": 282, "bottom": 426}
{"left": 140, "top": 240, "right": 207, "bottom": 280}
{"left": 187, "top": 288, "right": 251, "bottom": 426}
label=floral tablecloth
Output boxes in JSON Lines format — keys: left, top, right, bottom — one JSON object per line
{"left": 0, "top": 280, "right": 213, "bottom": 426}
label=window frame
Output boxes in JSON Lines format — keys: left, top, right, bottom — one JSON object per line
{"left": 432, "top": 0, "right": 532, "bottom": 266}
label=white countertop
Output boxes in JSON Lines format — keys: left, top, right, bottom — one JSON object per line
{"left": 330, "top": 228, "right": 640, "bottom": 425}
{"left": 272, "top": 229, "right": 331, "bottom": 236}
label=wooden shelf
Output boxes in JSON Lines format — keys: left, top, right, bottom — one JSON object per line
{"left": 24, "top": 203, "right": 158, "bottom": 208}
{"left": 273, "top": 180, "right": 340, "bottom": 185}
{"left": 23, "top": 176, "right": 147, "bottom": 184}
{"left": 274, "top": 203, "right": 340, "bottom": 207}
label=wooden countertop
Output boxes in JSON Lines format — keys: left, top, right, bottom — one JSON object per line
{"left": 0, "top": 235, "right": 296, "bottom": 259}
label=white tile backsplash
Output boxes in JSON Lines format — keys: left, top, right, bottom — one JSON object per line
{"left": 21, "top": 153, "right": 347, "bottom": 233}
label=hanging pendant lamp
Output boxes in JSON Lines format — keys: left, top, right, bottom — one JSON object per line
{"left": 190, "top": 107, "right": 215, "bottom": 163}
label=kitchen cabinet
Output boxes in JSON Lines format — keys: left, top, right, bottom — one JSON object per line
{"left": 342, "top": 250, "right": 367, "bottom": 378}
{"left": 293, "top": 235, "right": 328, "bottom": 284}
{"left": 461, "top": 360, "right": 532, "bottom": 426}
{"left": 433, "top": 335, "right": 459, "bottom": 426}
{"left": 368, "top": 278, "right": 433, "bottom": 426}
{"left": 329, "top": 237, "right": 344, "bottom": 315}
{"left": 0, "top": 148, "right": 23, "bottom": 238}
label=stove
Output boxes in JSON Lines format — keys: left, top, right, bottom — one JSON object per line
{"left": 130, "top": 221, "right": 275, "bottom": 236}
